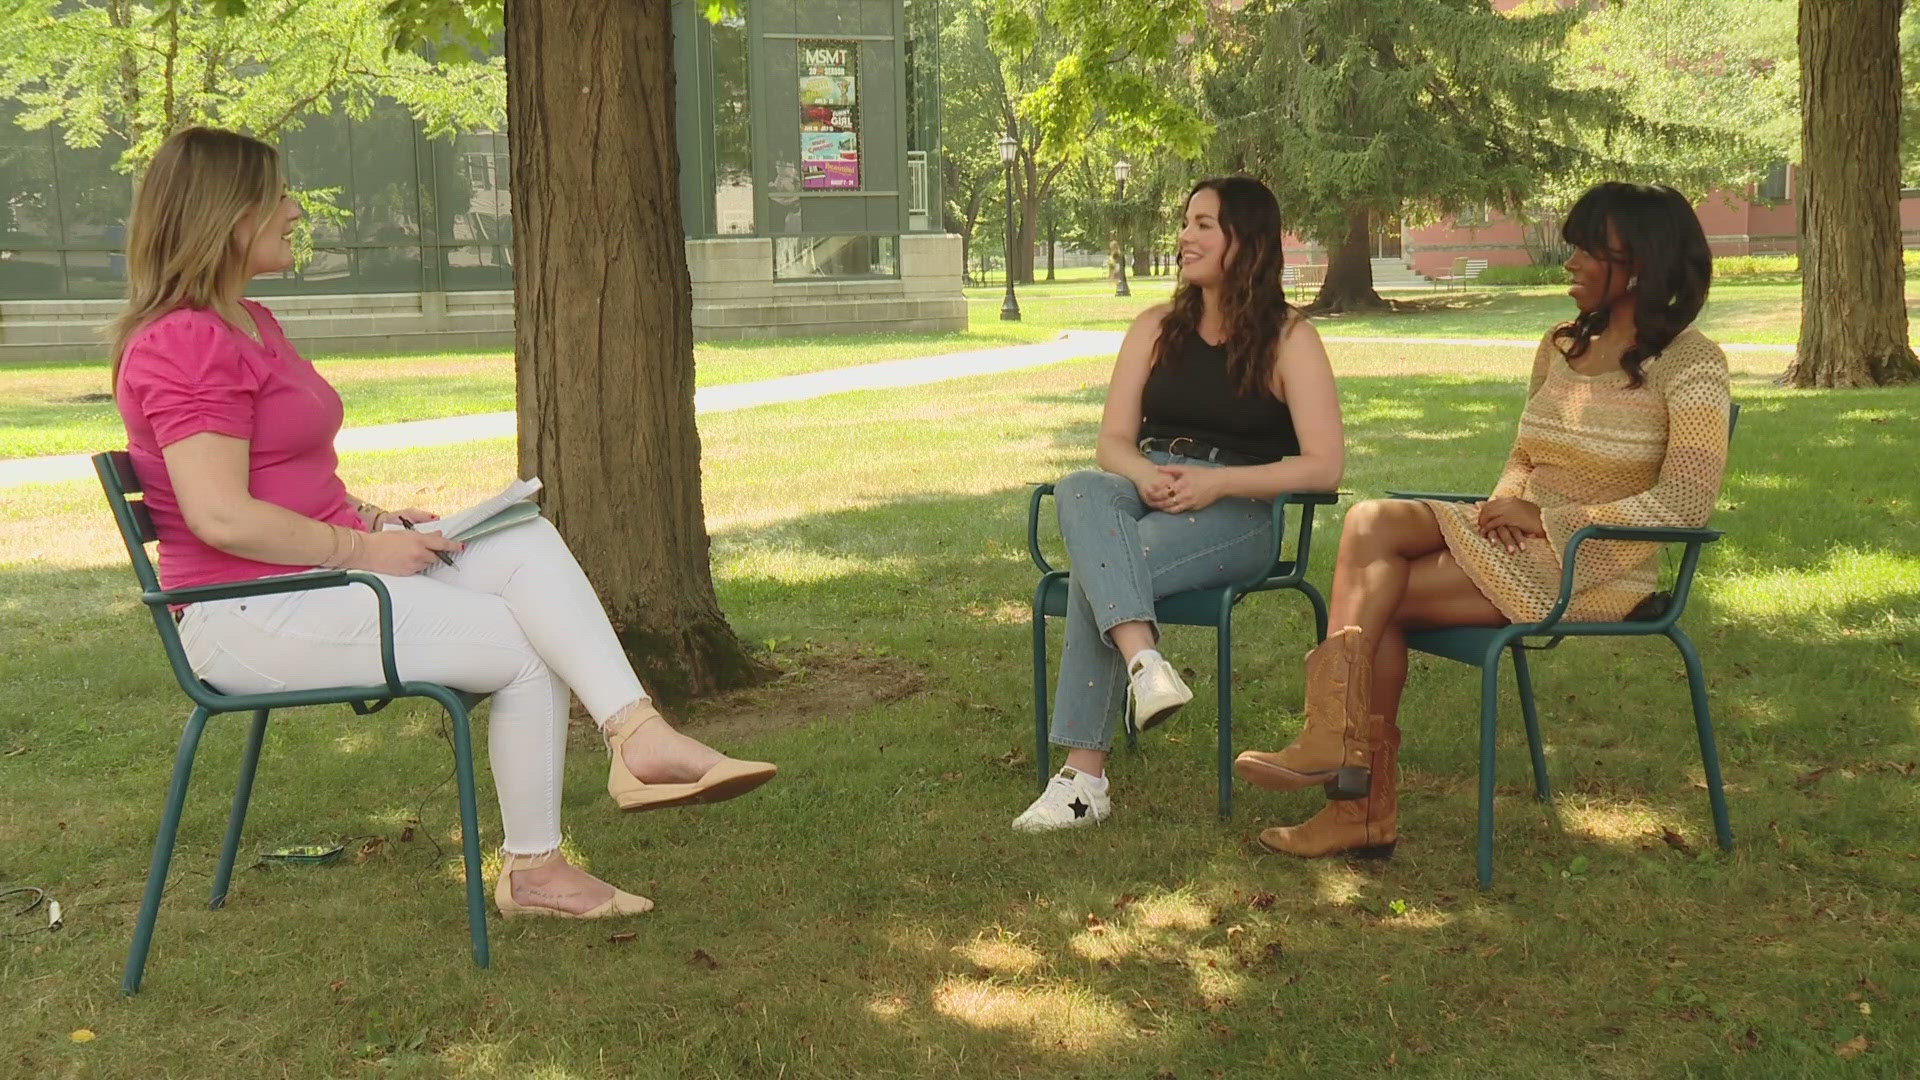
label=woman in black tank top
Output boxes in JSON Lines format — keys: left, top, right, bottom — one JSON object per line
{"left": 1012, "top": 177, "right": 1346, "bottom": 833}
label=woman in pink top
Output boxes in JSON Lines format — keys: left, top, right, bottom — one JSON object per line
{"left": 112, "top": 126, "right": 776, "bottom": 920}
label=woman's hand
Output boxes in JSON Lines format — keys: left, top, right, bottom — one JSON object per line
{"left": 354, "top": 529, "right": 462, "bottom": 575}
{"left": 1133, "top": 470, "right": 1176, "bottom": 509}
{"left": 1156, "top": 464, "right": 1230, "bottom": 514}
{"left": 1476, "top": 497, "right": 1545, "bottom": 554}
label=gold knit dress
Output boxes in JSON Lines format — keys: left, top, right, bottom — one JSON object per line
{"left": 1425, "top": 326, "right": 1731, "bottom": 624}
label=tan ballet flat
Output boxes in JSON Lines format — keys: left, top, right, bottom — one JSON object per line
{"left": 604, "top": 704, "right": 778, "bottom": 812}
{"left": 494, "top": 849, "right": 653, "bottom": 919}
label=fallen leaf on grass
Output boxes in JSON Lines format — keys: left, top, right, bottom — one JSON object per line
{"left": 1857, "top": 976, "right": 1883, "bottom": 996}
{"left": 328, "top": 978, "right": 347, "bottom": 992}
{"left": 608, "top": 932, "right": 637, "bottom": 944}
{"left": 991, "top": 747, "right": 1027, "bottom": 769}
{"left": 69, "top": 1029, "right": 95, "bottom": 1043}
{"left": 355, "top": 837, "right": 386, "bottom": 863}
{"left": 4, "top": 746, "right": 27, "bottom": 757}
{"left": 1246, "top": 891, "right": 1277, "bottom": 910}
{"left": 689, "top": 948, "right": 719, "bottom": 969}
{"left": 1794, "top": 766, "right": 1832, "bottom": 789}
{"left": 399, "top": 825, "right": 415, "bottom": 843}
{"left": 1660, "top": 828, "right": 1696, "bottom": 857}
{"left": 1085, "top": 913, "right": 1106, "bottom": 933}
{"left": 1834, "top": 1034, "right": 1869, "bottom": 1060}
{"left": 1477, "top": 946, "right": 1503, "bottom": 959}
{"left": 1729, "top": 1027, "right": 1760, "bottom": 1052}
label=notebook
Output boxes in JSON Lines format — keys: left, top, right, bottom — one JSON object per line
{"left": 412, "top": 477, "right": 543, "bottom": 543}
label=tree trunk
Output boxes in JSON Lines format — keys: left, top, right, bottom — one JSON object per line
{"left": 505, "top": 0, "right": 770, "bottom": 703}
{"left": 1309, "top": 208, "right": 1387, "bottom": 314}
{"left": 1132, "top": 246, "right": 1149, "bottom": 278}
{"left": 1017, "top": 185, "right": 1039, "bottom": 284}
{"left": 1788, "top": 0, "right": 1920, "bottom": 387}
{"left": 1046, "top": 212, "right": 1055, "bottom": 281}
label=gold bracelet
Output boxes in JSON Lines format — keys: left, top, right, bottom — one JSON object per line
{"left": 320, "top": 523, "right": 344, "bottom": 568}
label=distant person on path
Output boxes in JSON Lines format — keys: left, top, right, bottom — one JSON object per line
{"left": 1013, "top": 176, "right": 1344, "bottom": 831}
{"left": 1235, "top": 182, "right": 1730, "bottom": 862}
{"left": 111, "top": 127, "right": 776, "bottom": 920}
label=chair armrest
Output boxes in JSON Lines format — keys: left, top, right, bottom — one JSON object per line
{"left": 1529, "top": 524, "right": 1723, "bottom": 633}
{"left": 1027, "top": 483, "right": 1059, "bottom": 573}
{"left": 1578, "top": 525, "right": 1723, "bottom": 545}
{"left": 146, "top": 570, "right": 403, "bottom": 699}
{"left": 1386, "top": 491, "right": 1488, "bottom": 503}
{"left": 1232, "top": 490, "right": 1340, "bottom": 590}
{"left": 143, "top": 569, "right": 352, "bottom": 607}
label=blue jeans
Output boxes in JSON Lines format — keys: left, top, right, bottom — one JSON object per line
{"left": 1048, "top": 452, "right": 1276, "bottom": 751}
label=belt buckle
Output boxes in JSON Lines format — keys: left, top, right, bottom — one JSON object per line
{"left": 1167, "top": 436, "right": 1197, "bottom": 459}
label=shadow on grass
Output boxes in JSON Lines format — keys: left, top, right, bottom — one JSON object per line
{"left": 5, "top": 367, "right": 1916, "bottom": 1076}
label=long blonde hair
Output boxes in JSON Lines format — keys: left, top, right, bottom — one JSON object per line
{"left": 110, "top": 126, "right": 284, "bottom": 388}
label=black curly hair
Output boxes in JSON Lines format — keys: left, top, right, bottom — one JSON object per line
{"left": 1553, "top": 182, "right": 1713, "bottom": 388}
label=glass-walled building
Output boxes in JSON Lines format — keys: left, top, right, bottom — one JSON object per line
{"left": 0, "top": 0, "right": 960, "bottom": 360}
{"left": 672, "top": 0, "right": 961, "bottom": 339}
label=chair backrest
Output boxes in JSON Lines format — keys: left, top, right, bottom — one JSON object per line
{"left": 93, "top": 450, "right": 210, "bottom": 697}
{"left": 93, "top": 451, "right": 164, "bottom": 594}
{"left": 1449, "top": 256, "right": 1469, "bottom": 277}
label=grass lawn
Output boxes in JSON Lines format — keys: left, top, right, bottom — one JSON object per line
{"left": 7, "top": 276, "right": 1914, "bottom": 461}
{"left": 2, "top": 341, "right": 1916, "bottom": 1077}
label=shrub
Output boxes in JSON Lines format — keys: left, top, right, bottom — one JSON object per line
{"left": 1715, "top": 254, "right": 1799, "bottom": 277}
{"left": 1474, "top": 265, "right": 1566, "bottom": 286}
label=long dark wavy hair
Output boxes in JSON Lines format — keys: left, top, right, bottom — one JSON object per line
{"left": 1150, "top": 176, "right": 1296, "bottom": 398}
{"left": 1553, "top": 182, "right": 1712, "bottom": 389}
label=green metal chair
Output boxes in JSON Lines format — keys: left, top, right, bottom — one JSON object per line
{"left": 1387, "top": 404, "right": 1740, "bottom": 888}
{"left": 93, "top": 451, "right": 490, "bottom": 994}
{"left": 1027, "top": 485, "right": 1339, "bottom": 816}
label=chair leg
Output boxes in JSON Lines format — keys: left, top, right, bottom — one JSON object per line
{"left": 123, "top": 705, "right": 213, "bottom": 996}
{"left": 1297, "top": 581, "right": 1330, "bottom": 642}
{"left": 1032, "top": 598, "right": 1052, "bottom": 790}
{"left": 436, "top": 692, "right": 490, "bottom": 970}
{"left": 1670, "top": 627, "right": 1733, "bottom": 852}
{"left": 1476, "top": 655, "right": 1502, "bottom": 890}
{"left": 1216, "top": 605, "right": 1234, "bottom": 819}
{"left": 211, "top": 709, "right": 270, "bottom": 909}
{"left": 1510, "top": 647, "right": 1550, "bottom": 803}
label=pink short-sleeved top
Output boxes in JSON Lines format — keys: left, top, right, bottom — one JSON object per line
{"left": 115, "top": 302, "right": 364, "bottom": 592}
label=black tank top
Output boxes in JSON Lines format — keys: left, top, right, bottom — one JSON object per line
{"left": 1139, "top": 333, "right": 1300, "bottom": 463}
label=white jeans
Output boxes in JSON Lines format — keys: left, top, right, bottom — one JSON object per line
{"left": 177, "top": 516, "right": 647, "bottom": 854}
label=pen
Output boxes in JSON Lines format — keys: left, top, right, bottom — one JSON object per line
{"left": 399, "top": 517, "right": 458, "bottom": 568}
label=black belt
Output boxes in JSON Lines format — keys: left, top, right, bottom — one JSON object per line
{"left": 1138, "top": 436, "right": 1268, "bottom": 467}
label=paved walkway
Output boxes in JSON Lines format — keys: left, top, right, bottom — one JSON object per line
{"left": 0, "top": 330, "right": 1128, "bottom": 489}
{"left": 0, "top": 330, "right": 1796, "bottom": 490}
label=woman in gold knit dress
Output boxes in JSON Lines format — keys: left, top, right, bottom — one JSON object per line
{"left": 1234, "top": 182, "right": 1732, "bottom": 860}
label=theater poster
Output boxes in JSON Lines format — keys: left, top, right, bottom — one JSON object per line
{"left": 799, "top": 41, "right": 859, "bottom": 190}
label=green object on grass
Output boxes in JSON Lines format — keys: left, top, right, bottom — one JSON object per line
{"left": 259, "top": 844, "right": 346, "bottom": 866}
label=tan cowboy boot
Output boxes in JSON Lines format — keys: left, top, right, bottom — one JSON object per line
{"left": 1233, "top": 626, "right": 1374, "bottom": 799}
{"left": 1257, "top": 719, "right": 1400, "bottom": 860}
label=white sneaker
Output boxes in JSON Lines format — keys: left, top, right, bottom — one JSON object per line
{"left": 1128, "top": 654, "right": 1193, "bottom": 732}
{"left": 1011, "top": 768, "right": 1112, "bottom": 832}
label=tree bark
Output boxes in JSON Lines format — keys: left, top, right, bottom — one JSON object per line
{"left": 1788, "top": 0, "right": 1920, "bottom": 387}
{"left": 1308, "top": 208, "right": 1387, "bottom": 314}
{"left": 505, "top": 0, "right": 770, "bottom": 703}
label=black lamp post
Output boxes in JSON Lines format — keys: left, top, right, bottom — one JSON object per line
{"left": 1113, "top": 157, "right": 1132, "bottom": 298}
{"left": 998, "top": 132, "right": 1020, "bottom": 321}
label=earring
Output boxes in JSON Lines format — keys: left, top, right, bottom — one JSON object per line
{"left": 1627, "top": 273, "right": 1639, "bottom": 290}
